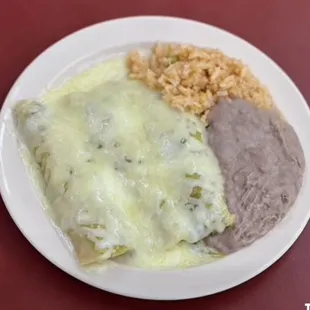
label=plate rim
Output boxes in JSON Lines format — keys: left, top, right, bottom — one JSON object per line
{"left": 0, "top": 15, "right": 310, "bottom": 300}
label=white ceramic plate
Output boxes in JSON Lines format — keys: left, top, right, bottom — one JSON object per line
{"left": 0, "top": 16, "right": 309, "bottom": 300}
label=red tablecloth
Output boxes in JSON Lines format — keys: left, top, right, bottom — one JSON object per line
{"left": 1, "top": 1, "right": 310, "bottom": 309}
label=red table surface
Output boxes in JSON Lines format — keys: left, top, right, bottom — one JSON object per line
{"left": 1, "top": 1, "right": 310, "bottom": 309}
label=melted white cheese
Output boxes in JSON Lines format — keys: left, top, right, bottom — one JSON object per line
{"left": 15, "top": 58, "right": 233, "bottom": 268}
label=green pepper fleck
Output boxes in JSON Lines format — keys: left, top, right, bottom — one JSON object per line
{"left": 180, "top": 138, "right": 187, "bottom": 144}
{"left": 190, "top": 186, "right": 202, "bottom": 199}
{"left": 190, "top": 131, "right": 203, "bottom": 142}
{"left": 160, "top": 200, "right": 166, "bottom": 208}
{"left": 185, "top": 173, "right": 200, "bottom": 180}
{"left": 125, "top": 156, "right": 132, "bottom": 163}
{"left": 112, "top": 245, "right": 128, "bottom": 256}
{"left": 206, "top": 204, "right": 212, "bottom": 209}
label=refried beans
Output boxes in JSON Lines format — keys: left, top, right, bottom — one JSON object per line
{"left": 205, "top": 99, "right": 305, "bottom": 253}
